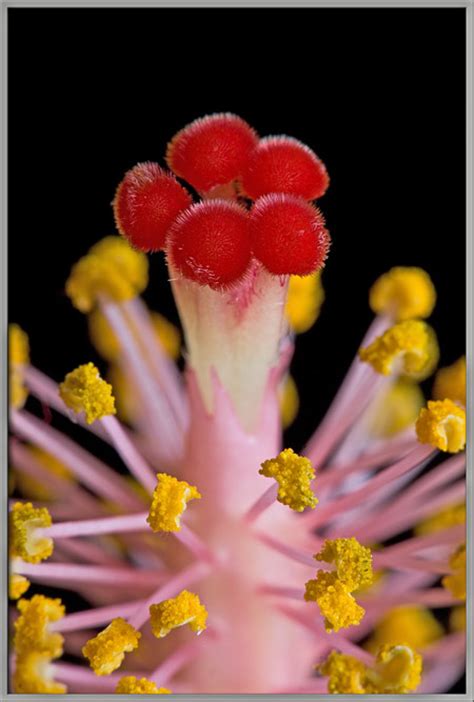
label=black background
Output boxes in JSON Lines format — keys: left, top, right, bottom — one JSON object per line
{"left": 9, "top": 7, "right": 466, "bottom": 691}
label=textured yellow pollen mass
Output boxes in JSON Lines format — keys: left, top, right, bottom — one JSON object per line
{"left": 320, "top": 643, "right": 422, "bottom": 694}
{"left": 315, "top": 538, "right": 373, "bottom": 591}
{"left": 9, "top": 573, "right": 31, "bottom": 600}
{"left": 82, "top": 618, "right": 141, "bottom": 675}
{"left": 14, "top": 595, "right": 65, "bottom": 658}
{"left": 149, "top": 590, "right": 208, "bottom": 638}
{"left": 285, "top": 271, "right": 325, "bottom": 333}
{"left": 442, "top": 543, "right": 466, "bottom": 600}
{"left": 147, "top": 473, "right": 201, "bottom": 532}
{"left": 359, "top": 320, "right": 439, "bottom": 380}
{"left": 304, "top": 571, "right": 365, "bottom": 633}
{"left": 66, "top": 236, "right": 148, "bottom": 312}
{"left": 9, "top": 502, "right": 53, "bottom": 563}
{"left": 433, "top": 356, "right": 466, "bottom": 407}
{"left": 369, "top": 266, "right": 436, "bottom": 321}
{"left": 9, "top": 323, "right": 30, "bottom": 409}
{"left": 259, "top": 448, "right": 318, "bottom": 512}
{"left": 416, "top": 399, "right": 466, "bottom": 453}
{"left": 115, "top": 676, "right": 171, "bottom": 694}
{"left": 59, "top": 362, "right": 116, "bottom": 424}
{"left": 13, "top": 651, "right": 67, "bottom": 694}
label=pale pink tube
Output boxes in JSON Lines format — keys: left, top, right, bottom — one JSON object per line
{"left": 17, "top": 561, "right": 167, "bottom": 588}
{"left": 100, "top": 415, "right": 157, "bottom": 493}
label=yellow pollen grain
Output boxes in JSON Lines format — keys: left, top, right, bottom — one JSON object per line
{"left": 13, "top": 651, "right": 67, "bottom": 694}
{"left": 14, "top": 594, "right": 65, "bottom": 658}
{"left": 82, "top": 618, "right": 141, "bottom": 676}
{"left": 450, "top": 605, "right": 466, "bottom": 632}
{"left": 359, "top": 320, "right": 439, "bottom": 380}
{"left": 369, "top": 266, "right": 436, "bottom": 321}
{"left": 149, "top": 590, "right": 208, "bottom": 639}
{"left": 59, "top": 362, "right": 116, "bottom": 424}
{"left": 259, "top": 448, "right": 318, "bottom": 512}
{"left": 9, "top": 324, "right": 30, "bottom": 410}
{"left": 433, "top": 356, "right": 466, "bottom": 407}
{"left": 9, "top": 573, "right": 31, "bottom": 600}
{"left": 319, "top": 643, "right": 422, "bottom": 694}
{"left": 285, "top": 271, "right": 325, "bottom": 334}
{"left": 279, "top": 374, "right": 300, "bottom": 429}
{"left": 9, "top": 502, "right": 53, "bottom": 563}
{"left": 65, "top": 236, "right": 148, "bottom": 313}
{"left": 315, "top": 538, "right": 373, "bottom": 591}
{"left": 115, "top": 676, "right": 171, "bottom": 694}
{"left": 304, "top": 571, "right": 365, "bottom": 633}
{"left": 416, "top": 399, "right": 466, "bottom": 453}
{"left": 442, "top": 543, "right": 466, "bottom": 601}
{"left": 147, "top": 473, "right": 201, "bottom": 533}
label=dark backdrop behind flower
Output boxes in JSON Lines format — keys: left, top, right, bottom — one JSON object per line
{"left": 8, "top": 6, "right": 466, "bottom": 692}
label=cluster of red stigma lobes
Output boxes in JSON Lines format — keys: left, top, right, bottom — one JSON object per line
{"left": 113, "top": 113, "right": 331, "bottom": 288}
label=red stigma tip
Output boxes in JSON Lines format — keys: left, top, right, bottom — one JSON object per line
{"left": 168, "top": 200, "right": 252, "bottom": 290}
{"left": 240, "top": 136, "right": 330, "bottom": 201}
{"left": 113, "top": 162, "right": 192, "bottom": 252}
{"left": 166, "top": 113, "right": 259, "bottom": 194}
{"left": 250, "top": 194, "right": 330, "bottom": 276}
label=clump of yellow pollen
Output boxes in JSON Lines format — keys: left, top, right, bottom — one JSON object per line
{"left": 147, "top": 473, "right": 201, "bottom": 532}
{"left": 442, "top": 543, "right": 466, "bottom": 601}
{"left": 115, "top": 676, "right": 171, "bottom": 694}
{"left": 14, "top": 594, "right": 65, "bottom": 658}
{"left": 59, "top": 362, "right": 116, "bottom": 424}
{"left": 82, "top": 617, "right": 141, "bottom": 675}
{"left": 259, "top": 448, "right": 318, "bottom": 512}
{"left": 416, "top": 399, "right": 466, "bottom": 453}
{"left": 285, "top": 271, "right": 325, "bottom": 333}
{"left": 9, "top": 502, "right": 53, "bottom": 563}
{"left": 149, "top": 590, "right": 208, "bottom": 638}
{"left": 359, "top": 320, "right": 439, "bottom": 380}
{"left": 13, "top": 650, "right": 67, "bottom": 694}
{"left": 9, "top": 323, "right": 30, "bottom": 409}
{"left": 433, "top": 356, "right": 466, "bottom": 407}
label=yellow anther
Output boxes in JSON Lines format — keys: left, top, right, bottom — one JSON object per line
{"left": 10, "top": 323, "right": 30, "bottom": 365}
{"left": 9, "top": 324, "right": 30, "bottom": 409}
{"left": 285, "top": 271, "right": 325, "bottom": 333}
{"left": 442, "top": 543, "right": 466, "bottom": 600}
{"left": 318, "top": 650, "right": 368, "bottom": 693}
{"left": 371, "top": 643, "right": 423, "bottom": 693}
{"left": 59, "top": 362, "right": 116, "bottom": 424}
{"left": 66, "top": 235, "right": 148, "bottom": 312}
{"left": 319, "top": 644, "right": 422, "bottom": 694}
{"left": 13, "top": 651, "right": 67, "bottom": 694}
{"left": 359, "top": 320, "right": 439, "bottom": 380}
{"left": 15, "top": 446, "right": 74, "bottom": 501}
{"left": 368, "top": 379, "right": 425, "bottom": 438}
{"left": 107, "top": 365, "right": 137, "bottom": 424}
{"left": 147, "top": 473, "right": 201, "bottom": 532}
{"left": 304, "top": 571, "right": 365, "bottom": 633}
{"left": 415, "top": 502, "right": 465, "bottom": 536}
{"left": 416, "top": 399, "right": 466, "bottom": 453}
{"left": 315, "top": 538, "right": 373, "bottom": 592}
{"left": 9, "top": 573, "right": 31, "bottom": 600}
{"left": 9, "top": 502, "right": 53, "bottom": 563}
{"left": 82, "top": 618, "right": 141, "bottom": 675}
{"left": 149, "top": 590, "right": 208, "bottom": 638}
{"left": 14, "top": 595, "right": 65, "bottom": 658}
{"left": 450, "top": 605, "right": 466, "bottom": 632}
{"left": 369, "top": 266, "right": 436, "bottom": 321}
{"left": 433, "top": 356, "right": 466, "bottom": 407}
{"left": 279, "top": 374, "right": 300, "bottom": 429}
{"left": 365, "top": 606, "right": 443, "bottom": 654}
{"left": 115, "top": 677, "right": 171, "bottom": 694}
{"left": 151, "top": 312, "right": 182, "bottom": 360}
{"left": 259, "top": 448, "right": 318, "bottom": 512}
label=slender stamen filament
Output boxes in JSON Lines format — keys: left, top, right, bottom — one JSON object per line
{"left": 98, "top": 416, "right": 156, "bottom": 493}
{"left": 244, "top": 484, "right": 278, "bottom": 523}
{"left": 16, "top": 562, "right": 168, "bottom": 589}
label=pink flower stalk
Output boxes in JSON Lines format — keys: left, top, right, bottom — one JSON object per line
{"left": 8, "top": 114, "right": 466, "bottom": 695}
